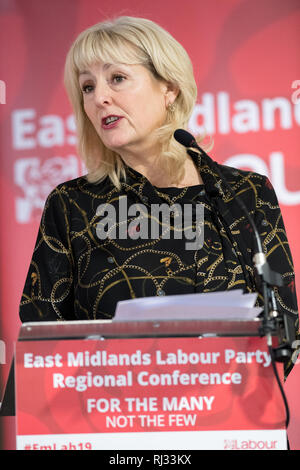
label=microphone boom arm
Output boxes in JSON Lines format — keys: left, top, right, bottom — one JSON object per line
{"left": 173, "top": 129, "right": 294, "bottom": 363}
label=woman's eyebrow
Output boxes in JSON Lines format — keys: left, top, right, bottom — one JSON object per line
{"left": 79, "top": 63, "right": 115, "bottom": 77}
{"left": 79, "top": 70, "right": 92, "bottom": 77}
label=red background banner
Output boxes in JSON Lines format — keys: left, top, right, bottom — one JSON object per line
{"left": 0, "top": 0, "right": 299, "bottom": 449}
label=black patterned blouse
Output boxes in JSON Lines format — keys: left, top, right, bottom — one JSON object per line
{"left": 19, "top": 150, "right": 299, "bottom": 360}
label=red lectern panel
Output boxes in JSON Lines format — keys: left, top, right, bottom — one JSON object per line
{"left": 14, "top": 321, "right": 286, "bottom": 450}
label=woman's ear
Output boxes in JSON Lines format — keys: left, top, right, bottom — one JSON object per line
{"left": 164, "top": 81, "right": 180, "bottom": 108}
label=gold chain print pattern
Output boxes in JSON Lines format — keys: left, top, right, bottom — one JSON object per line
{"left": 20, "top": 152, "right": 298, "bottom": 365}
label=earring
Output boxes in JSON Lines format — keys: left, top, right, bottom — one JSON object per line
{"left": 168, "top": 102, "right": 176, "bottom": 112}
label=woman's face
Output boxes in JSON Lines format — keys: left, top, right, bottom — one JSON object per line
{"left": 79, "top": 61, "right": 177, "bottom": 161}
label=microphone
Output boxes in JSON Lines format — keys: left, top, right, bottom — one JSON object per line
{"left": 174, "top": 129, "right": 264, "bottom": 255}
{"left": 174, "top": 129, "right": 196, "bottom": 150}
{"left": 174, "top": 128, "right": 294, "bottom": 428}
{"left": 174, "top": 129, "right": 216, "bottom": 168}
{"left": 174, "top": 129, "right": 289, "bottom": 352}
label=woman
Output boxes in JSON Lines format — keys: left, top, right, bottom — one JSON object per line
{"left": 19, "top": 17, "right": 298, "bottom": 371}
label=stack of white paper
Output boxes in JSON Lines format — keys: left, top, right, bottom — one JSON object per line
{"left": 113, "top": 289, "right": 262, "bottom": 322}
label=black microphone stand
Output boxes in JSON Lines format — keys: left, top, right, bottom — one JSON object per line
{"left": 173, "top": 129, "right": 294, "bottom": 364}
{"left": 174, "top": 128, "right": 296, "bottom": 429}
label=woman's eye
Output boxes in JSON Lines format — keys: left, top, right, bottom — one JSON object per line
{"left": 111, "top": 74, "right": 125, "bottom": 84}
{"left": 81, "top": 84, "right": 94, "bottom": 94}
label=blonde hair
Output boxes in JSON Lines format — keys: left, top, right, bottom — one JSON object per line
{"left": 64, "top": 16, "right": 198, "bottom": 188}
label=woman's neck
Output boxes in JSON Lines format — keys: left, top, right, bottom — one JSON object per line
{"left": 121, "top": 153, "right": 203, "bottom": 188}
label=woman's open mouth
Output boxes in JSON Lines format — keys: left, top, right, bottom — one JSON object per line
{"left": 101, "top": 115, "right": 123, "bottom": 129}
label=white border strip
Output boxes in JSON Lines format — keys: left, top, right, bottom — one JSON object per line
{"left": 17, "top": 429, "right": 287, "bottom": 450}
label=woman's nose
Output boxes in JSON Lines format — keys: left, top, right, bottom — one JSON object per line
{"left": 94, "top": 83, "right": 113, "bottom": 107}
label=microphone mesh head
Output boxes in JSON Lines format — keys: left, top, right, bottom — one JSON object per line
{"left": 173, "top": 129, "right": 194, "bottom": 148}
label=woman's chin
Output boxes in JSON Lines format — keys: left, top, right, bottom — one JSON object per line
{"left": 100, "top": 134, "right": 131, "bottom": 154}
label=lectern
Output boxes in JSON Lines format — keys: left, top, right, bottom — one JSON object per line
{"left": 12, "top": 318, "right": 287, "bottom": 450}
